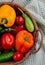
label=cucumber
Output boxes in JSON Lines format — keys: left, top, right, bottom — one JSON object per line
{"left": 0, "top": 51, "right": 14, "bottom": 62}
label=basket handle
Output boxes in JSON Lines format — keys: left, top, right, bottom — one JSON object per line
{"left": 31, "top": 29, "right": 43, "bottom": 54}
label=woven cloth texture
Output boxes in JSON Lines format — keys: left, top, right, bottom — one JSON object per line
{"left": 0, "top": 0, "right": 45, "bottom": 65}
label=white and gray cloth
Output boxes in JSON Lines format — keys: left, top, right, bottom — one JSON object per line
{"left": 0, "top": 0, "right": 45, "bottom": 65}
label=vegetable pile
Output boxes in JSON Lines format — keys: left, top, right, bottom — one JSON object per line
{"left": 0, "top": 4, "right": 35, "bottom": 62}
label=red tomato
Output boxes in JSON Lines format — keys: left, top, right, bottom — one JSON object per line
{"left": 12, "top": 25, "right": 25, "bottom": 34}
{"left": 1, "top": 33, "right": 15, "bottom": 50}
{"left": 13, "top": 52, "right": 23, "bottom": 61}
{"left": 16, "top": 16, "right": 24, "bottom": 25}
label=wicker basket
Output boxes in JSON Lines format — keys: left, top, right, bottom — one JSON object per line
{"left": 0, "top": 2, "right": 43, "bottom": 65}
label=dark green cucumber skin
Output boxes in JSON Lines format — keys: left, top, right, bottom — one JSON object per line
{"left": 0, "top": 51, "right": 14, "bottom": 62}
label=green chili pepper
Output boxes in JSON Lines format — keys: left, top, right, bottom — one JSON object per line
{"left": 0, "top": 28, "right": 13, "bottom": 34}
{"left": 18, "top": 8, "right": 34, "bottom": 32}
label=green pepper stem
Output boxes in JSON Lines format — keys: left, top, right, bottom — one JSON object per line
{"left": 8, "top": 28, "right": 15, "bottom": 31}
{"left": 1, "top": 18, "right": 8, "bottom": 24}
{"left": 11, "top": 28, "right": 15, "bottom": 31}
{"left": 24, "top": 36, "right": 28, "bottom": 41}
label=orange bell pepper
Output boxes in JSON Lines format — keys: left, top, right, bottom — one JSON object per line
{"left": 15, "top": 30, "right": 34, "bottom": 53}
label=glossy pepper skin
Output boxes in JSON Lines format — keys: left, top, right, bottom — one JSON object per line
{"left": 15, "top": 30, "right": 34, "bottom": 53}
{"left": 0, "top": 5, "right": 16, "bottom": 27}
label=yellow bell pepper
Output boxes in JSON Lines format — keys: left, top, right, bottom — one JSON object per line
{"left": 0, "top": 4, "right": 16, "bottom": 27}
